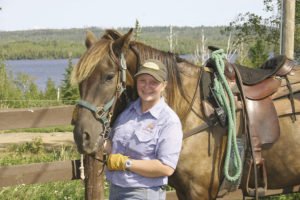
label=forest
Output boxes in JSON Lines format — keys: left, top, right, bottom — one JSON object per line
{"left": 0, "top": 26, "right": 231, "bottom": 60}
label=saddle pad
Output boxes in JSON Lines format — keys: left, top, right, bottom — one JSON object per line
{"left": 236, "top": 55, "right": 286, "bottom": 85}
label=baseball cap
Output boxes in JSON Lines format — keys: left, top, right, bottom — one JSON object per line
{"left": 134, "top": 59, "right": 168, "bottom": 82}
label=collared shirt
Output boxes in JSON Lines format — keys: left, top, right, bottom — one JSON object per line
{"left": 106, "top": 97, "right": 183, "bottom": 188}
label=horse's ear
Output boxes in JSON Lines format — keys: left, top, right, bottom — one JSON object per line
{"left": 85, "top": 30, "right": 97, "bottom": 49}
{"left": 112, "top": 28, "right": 133, "bottom": 57}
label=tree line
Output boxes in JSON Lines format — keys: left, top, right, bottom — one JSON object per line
{"left": 0, "top": 26, "right": 230, "bottom": 60}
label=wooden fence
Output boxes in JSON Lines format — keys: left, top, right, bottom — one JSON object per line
{"left": 0, "top": 106, "right": 299, "bottom": 200}
{"left": 0, "top": 105, "right": 82, "bottom": 188}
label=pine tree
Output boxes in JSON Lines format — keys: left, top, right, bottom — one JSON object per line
{"left": 44, "top": 78, "right": 57, "bottom": 100}
{"left": 60, "top": 53, "right": 79, "bottom": 104}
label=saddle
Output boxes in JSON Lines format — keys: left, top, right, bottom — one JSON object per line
{"left": 203, "top": 52, "right": 298, "bottom": 198}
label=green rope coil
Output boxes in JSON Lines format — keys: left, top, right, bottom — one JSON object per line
{"left": 211, "top": 49, "right": 242, "bottom": 182}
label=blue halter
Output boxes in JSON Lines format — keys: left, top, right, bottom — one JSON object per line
{"left": 77, "top": 96, "right": 116, "bottom": 125}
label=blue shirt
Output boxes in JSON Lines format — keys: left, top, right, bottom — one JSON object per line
{"left": 106, "top": 97, "right": 183, "bottom": 188}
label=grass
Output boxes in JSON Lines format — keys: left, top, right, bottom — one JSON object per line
{"left": 0, "top": 137, "right": 78, "bottom": 166}
{"left": 262, "top": 194, "right": 300, "bottom": 200}
{"left": 0, "top": 181, "right": 85, "bottom": 200}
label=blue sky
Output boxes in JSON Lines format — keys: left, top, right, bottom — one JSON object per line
{"left": 0, "top": 0, "right": 271, "bottom": 31}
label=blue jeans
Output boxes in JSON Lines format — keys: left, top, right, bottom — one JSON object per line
{"left": 109, "top": 184, "right": 166, "bottom": 200}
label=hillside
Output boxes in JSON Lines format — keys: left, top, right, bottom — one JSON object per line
{"left": 0, "top": 26, "right": 229, "bottom": 60}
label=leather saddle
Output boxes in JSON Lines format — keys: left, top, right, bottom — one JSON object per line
{"left": 225, "top": 56, "right": 295, "bottom": 144}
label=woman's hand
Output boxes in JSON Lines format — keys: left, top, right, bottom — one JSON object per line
{"left": 107, "top": 154, "right": 129, "bottom": 171}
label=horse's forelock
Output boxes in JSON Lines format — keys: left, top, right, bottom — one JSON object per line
{"left": 71, "top": 40, "right": 112, "bottom": 85}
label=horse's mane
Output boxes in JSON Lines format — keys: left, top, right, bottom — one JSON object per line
{"left": 71, "top": 39, "right": 111, "bottom": 85}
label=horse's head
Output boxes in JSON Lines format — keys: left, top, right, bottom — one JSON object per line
{"left": 71, "top": 29, "right": 138, "bottom": 154}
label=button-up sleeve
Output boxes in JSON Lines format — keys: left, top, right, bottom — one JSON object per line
{"left": 156, "top": 121, "right": 183, "bottom": 169}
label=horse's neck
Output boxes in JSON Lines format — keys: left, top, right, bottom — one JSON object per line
{"left": 168, "top": 62, "right": 204, "bottom": 126}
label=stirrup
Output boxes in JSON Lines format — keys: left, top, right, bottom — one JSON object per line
{"left": 246, "top": 159, "right": 268, "bottom": 197}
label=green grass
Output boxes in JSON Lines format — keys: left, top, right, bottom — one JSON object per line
{"left": 0, "top": 137, "right": 78, "bottom": 166}
{"left": 0, "top": 180, "right": 85, "bottom": 200}
{"left": 262, "top": 194, "right": 300, "bottom": 200}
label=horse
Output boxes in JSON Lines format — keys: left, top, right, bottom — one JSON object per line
{"left": 71, "top": 28, "right": 300, "bottom": 200}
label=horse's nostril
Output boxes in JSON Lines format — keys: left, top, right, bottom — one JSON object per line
{"left": 83, "top": 132, "right": 90, "bottom": 141}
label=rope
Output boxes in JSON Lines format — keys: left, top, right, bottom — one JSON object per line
{"left": 80, "top": 154, "right": 85, "bottom": 180}
{"left": 211, "top": 49, "right": 242, "bottom": 182}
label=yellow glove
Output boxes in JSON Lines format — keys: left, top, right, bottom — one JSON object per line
{"left": 107, "top": 154, "right": 129, "bottom": 171}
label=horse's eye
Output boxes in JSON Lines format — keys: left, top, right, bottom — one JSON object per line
{"left": 105, "top": 73, "right": 115, "bottom": 82}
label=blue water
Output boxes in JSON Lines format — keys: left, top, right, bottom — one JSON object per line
{"left": 5, "top": 59, "right": 79, "bottom": 91}
{"left": 4, "top": 55, "right": 213, "bottom": 92}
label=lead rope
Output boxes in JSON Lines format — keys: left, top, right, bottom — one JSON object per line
{"left": 211, "top": 49, "right": 242, "bottom": 182}
{"left": 80, "top": 154, "right": 85, "bottom": 180}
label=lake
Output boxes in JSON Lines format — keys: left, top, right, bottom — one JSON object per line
{"left": 5, "top": 59, "right": 79, "bottom": 91}
{"left": 4, "top": 56, "right": 199, "bottom": 92}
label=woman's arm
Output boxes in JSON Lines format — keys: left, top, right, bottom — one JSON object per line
{"left": 129, "top": 159, "right": 174, "bottom": 177}
{"left": 107, "top": 154, "right": 174, "bottom": 177}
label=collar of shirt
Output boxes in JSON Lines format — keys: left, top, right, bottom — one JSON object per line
{"left": 131, "top": 97, "right": 166, "bottom": 119}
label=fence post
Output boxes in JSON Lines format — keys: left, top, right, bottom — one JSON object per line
{"left": 57, "top": 87, "right": 60, "bottom": 101}
{"left": 280, "top": 0, "right": 295, "bottom": 59}
{"left": 84, "top": 151, "right": 105, "bottom": 200}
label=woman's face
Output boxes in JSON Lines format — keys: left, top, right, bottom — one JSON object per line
{"left": 136, "top": 74, "right": 166, "bottom": 105}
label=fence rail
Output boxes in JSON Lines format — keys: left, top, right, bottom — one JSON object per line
{"left": 0, "top": 99, "right": 76, "bottom": 109}
{"left": 0, "top": 160, "right": 81, "bottom": 188}
{"left": 0, "top": 105, "right": 74, "bottom": 130}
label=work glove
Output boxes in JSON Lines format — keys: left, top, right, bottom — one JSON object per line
{"left": 107, "top": 153, "right": 129, "bottom": 171}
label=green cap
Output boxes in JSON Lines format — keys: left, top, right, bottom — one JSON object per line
{"left": 134, "top": 59, "right": 168, "bottom": 82}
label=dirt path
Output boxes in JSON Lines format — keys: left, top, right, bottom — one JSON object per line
{"left": 0, "top": 132, "right": 74, "bottom": 151}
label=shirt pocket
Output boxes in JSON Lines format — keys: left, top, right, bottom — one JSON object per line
{"left": 127, "top": 127, "right": 157, "bottom": 158}
{"left": 111, "top": 125, "right": 130, "bottom": 152}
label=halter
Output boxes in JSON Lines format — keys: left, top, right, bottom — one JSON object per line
{"left": 76, "top": 45, "right": 128, "bottom": 142}
{"left": 75, "top": 46, "right": 128, "bottom": 179}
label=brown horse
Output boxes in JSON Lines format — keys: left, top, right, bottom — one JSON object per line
{"left": 71, "top": 29, "right": 300, "bottom": 200}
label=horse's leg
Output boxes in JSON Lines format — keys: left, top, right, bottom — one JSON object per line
{"left": 169, "top": 126, "right": 227, "bottom": 200}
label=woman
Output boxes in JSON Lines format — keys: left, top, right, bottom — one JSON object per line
{"left": 105, "top": 59, "right": 183, "bottom": 200}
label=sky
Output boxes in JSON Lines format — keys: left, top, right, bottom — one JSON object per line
{"left": 0, "top": 0, "right": 271, "bottom": 31}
